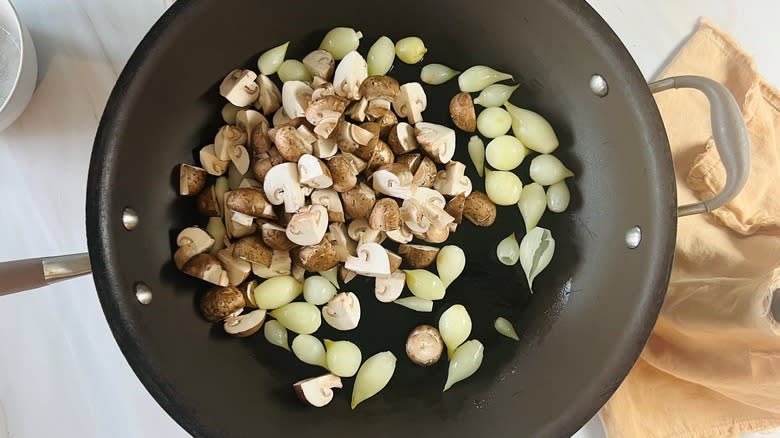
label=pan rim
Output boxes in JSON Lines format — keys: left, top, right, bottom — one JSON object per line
{"left": 86, "top": 0, "right": 676, "bottom": 436}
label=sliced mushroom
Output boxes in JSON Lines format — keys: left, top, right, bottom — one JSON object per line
{"left": 305, "top": 96, "right": 348, "bottom": 137}
{"left": 364, "top": 139, "right": 395, "bottom": 174}
{"left": 353, "top": 137, "right": 379, "bottom": 162}
{"left": 399, "top": 198, "right": 432, "bottom": 234}
{"left": 322, "top": 292, "right": 361, "bottom": 331}
{"left": 303, "top": 49, "right": 336, "bottom": 80}
{"left": 313, "top": 136, "right": 338, "bottom": 159}
{"left": 398, "top": 244, "right": 440, "bottom": 268}
{"left": 347, "top": 218, "right": 386, "bottom": 245}
{"left": 252, "top": 147, "right": 285, "bottom": 182}
{"left": 224, "top": 212, "right": 257, "bottom": 240}
{"left": 311, "top": 76, "right": 336, "bottom": 100}
{"left": 232, "top": 234, "right": 273, "bottom": 266}
{"left": 388, "top": 122, "right": 418, "bottom": 155}
{"left": 346, "top": 97, "right": 368, "bottom": 122}
{"left": 237, "top": 279, "right": 259, "bottom": 309}
{"left": 359, "top": 75, "right": 400, "bottom": 102}
{"left": 235, "top": 109, "right": 268, "bottom": 140}
{"left": 406, "top": 325, "right": 443, "bottom": 366}
{"left": 225, "top": 188, "right": 276, "bottom": 221}
{"left": 333, "top": 51, "right": 368, "bottom": 100}
{"left": 174, "top": 227, "right": 215, "bottom": 269}
{"left": 179, "top": 164, "right": 207, "bottom": 196}
{"left": 255, "top": 74, "right": 282, "bottom": 116}
{"left": 200, "top": 144, "right": 230, "bottom": 176}
{"left": 261, "top": 222, "right": 297, "bottom": 250}
{"left": 412, "top": 156, "right": 438, "bottom": 188}
{"left": 327, "top": 153, "right": 365, "bottom": 192}
{"left": 282, "top": 80, "right": 314, "bottom": 118}
{"left": 386, "top": 224, "right": 413, "bottom": 244}
{"left": 294, "top": 374, "right": 343, "bottom": 408}
{"left": 327, "top": 223, "right": 357, "bottom": 262}
{"left": 263, "top": 163, "right": 306, "bottom": 213}
{"left": 273, "top": 125, "right": 313, "bottom": 162}
{"left": 311, "top": 189, "right": 346, "bottom": 222}
{"left": 183, "top": 253, "right": 229, "bottom": 287}
{"left": 365, "top": 108, "right": 397, "bottom": 137}
{"left": 341, "top": 182, "right": 376, "bottom": 219}
{"left": 367, "top": 98, "right": 392, "bottom": 112}
{"left": 386, "top": 250, "right": 402, "bottom": 272}
{"left": 344, "top": 242, "right": 391, "bottom": 277}
{"left": 286, "top": 205, "right": 329, "bottom": 246}
{"left": 224, "top": 309, "right": 266, "bottom": 337}
{"left": 433, "top": 161, "right": 473, "bottom": 197}
{"left": 372, "top": 168, "right": 415, "bottom": 199}
{"left": 333, "top": 120, "right": 375, "bottom": 154}
{"left": 294, "top": 238, "right": 339, "bottom": 272}
{"left": 418, "top": 224, "right": 450, "bottom": 244}
{"left": 200, "top": 285, "right": 245, "bottom": 322}
{"left": 449, "top": 92, "right": 477, "bottom": 132}
{"left": 219, "top": 69, "right": 260, "bottom": 107}
{"left": 463, "top": 191, "right": 497, "bottom": 227}
{"left": 292, "top": 262, "right": 306, "bottom": 283}
{"left": 413, "top": 188, "right": 454, "bottom": 228}
{"left": 273, "top": 106, "right": 293, "bottom": 128}
{"left": 374, "top": 271, "right": 405, "bottom": 302}
{"left": 339, "top": 265, "right": 357, "bottom": 284}
{"left": 217, "top": 247, "right": 252, "bottom": 285}
{"left": 369, "top": 198, "right": 401, "bottom": 231}
{"left": 197, "top": 185, "right": 221, "bottom": 217}
{"left": 297, "top": 154, "right": 333, "bottom": 189}
{"left": 415, "top": 122, "right": 456, "bottom": 164}
{"left": 214, "top": 125, "right": 248, "bottom": 161}
{"left": 359, "top": 121, "right": 382, "bottom": 139}
{"left": 393, "top": 82, "right": 427, "bottom": 124}
{"left": 445, "top": 193, "right": 466, "bottom": 224}
{"left": 249, "top": 118, "right": 273, "bottom": 156}
{"left": 252, "top": 249, "right": 292, "bottom": 278}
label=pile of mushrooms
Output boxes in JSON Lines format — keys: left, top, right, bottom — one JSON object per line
{"left": 173, "top": 27, "right": 570, "bottom": 410}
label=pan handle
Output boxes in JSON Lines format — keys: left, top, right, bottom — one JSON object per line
{"left": 0, "top": 253, "right": 91, "bottom": 296}
{"left": 649, "top": 75, "right": 751, "bottom": 217}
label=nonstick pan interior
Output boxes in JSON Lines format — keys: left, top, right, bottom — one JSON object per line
{"left": 86, "top": 1, "right": 676, "bottom": 437}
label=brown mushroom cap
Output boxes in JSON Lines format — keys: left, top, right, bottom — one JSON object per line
{"left": 364, "top": 139, "right": 395, "bottom": 174}
{"left": 179, "top": 164, "right": 207, "bottom": 197}
{"left": 463, "top": 191, "right": 497, "bottom": 227}
{"left": 252, "top": 147, "right": 285, "bottom": 182}
{"left": 250, "top": 125, "right": 273, "bottom": 155}
{"left": 398, "top": 244, "right": 440, "bottom": 268}
{"left": 274, "top": 125, "right": 312, "bottom": 162}
{"left": 232, "top": 234, "right": 273, "bottom": 266}
{"left": 341, "top": 183, "right": 376, "bottom": 219}
{"left": 182, "top": 253, "right": 229, "bottom": 286}
{"left": 449, "top": 92, "right": 477, "bottom": 132}
{"left": 359, "top": 75, "right": 401, "bottom": 102}
{"left": 359, "top": 121, "right": 381, "bottom": 140}
{"left": 418, "top": 225, "right": 450, "bottom": 244}
{"left": 445, "top": 193, "right": 466, "bottom": 224}
{"left": 395, "top": 153, "right": 423, "bottom": 173}
{"left": 200, "top": 285, "right": 245, "bottom": 322}
{"left": 293, "top": 238, "right": 339, "bottom": 272}
{"left": 225, "top": 188, "right": 275, "bottom": 219}
{"left": 261, "top": 223, "right": 297, "bottom": 251}
{"left": 412, "top": 156, "right": 438, "bottom": 188}
{"left": 237, "top": 279, "right": 259, "bottom": 309}
{"left": 197, "top": 185, "right": 222, "bottom": 217}
{"left": 369, "top": 198, "right": 401, "bottom": 231}
{"left": 406, "top": 324, "right": 444, "bottom": 367}
{"left": 327, "top": 154, "right": 363, "bottom": 192}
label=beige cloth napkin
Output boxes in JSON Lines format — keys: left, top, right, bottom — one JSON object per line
{"left": 599, "top": 20, "right": 780, "bottom": 438}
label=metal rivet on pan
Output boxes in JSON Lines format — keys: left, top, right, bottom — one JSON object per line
{"left": 625, "top": 226, "right": 642, "bottom": 249}
{"left": 135, "top": 282, "right": 153, "bottom": 304}
{"left": 122, "top": 207, "right": 139, "bottom": 230}
{"left": 590, "top": 74, "right": 609, "bottom": 97}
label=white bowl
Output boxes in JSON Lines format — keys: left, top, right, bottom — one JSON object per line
{"left": 0, "top": 0, "right": 36, "bottom": 132}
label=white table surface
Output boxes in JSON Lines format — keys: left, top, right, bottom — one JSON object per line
{"left": 0, "top": 1, "right": 778, "bottom": 437}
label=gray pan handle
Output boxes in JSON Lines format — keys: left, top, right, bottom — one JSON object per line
{"left": 649, "top": 75, "right": 751, "bottom": 217}
{"left": 0, "top": 253, "right": 91, "bottom": 296}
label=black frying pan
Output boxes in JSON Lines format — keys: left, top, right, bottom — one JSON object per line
{"left": 0, "top": 0, "right": 750, "bottom": 437}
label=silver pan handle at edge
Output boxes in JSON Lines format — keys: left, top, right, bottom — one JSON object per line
{"left": 0, "top": 253, "right": 91, "bottom": 296}
{"left": 649, "top": 75, "right": 751, "bottom": 217}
